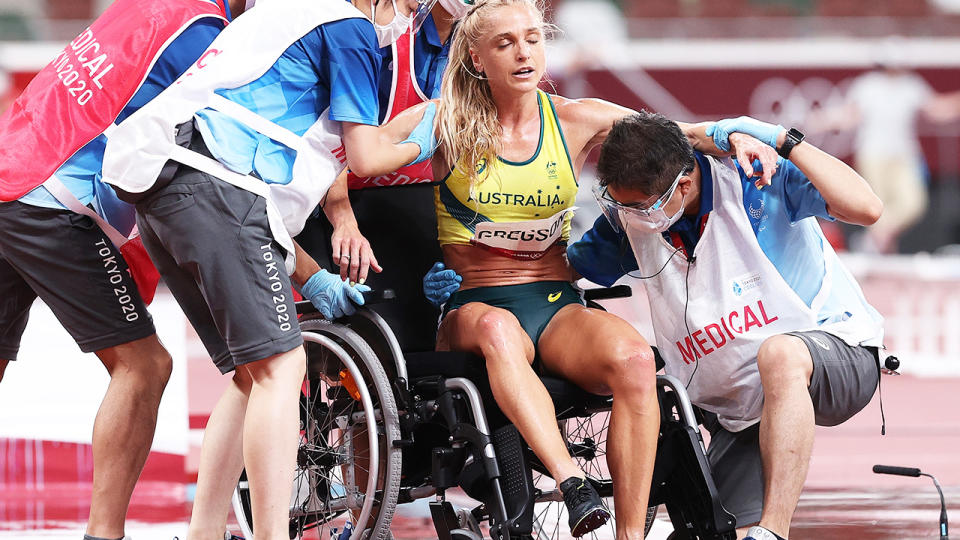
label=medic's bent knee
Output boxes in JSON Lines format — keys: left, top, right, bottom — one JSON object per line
{"left": 756, "top": 334, "right": 811, "bottom": 387}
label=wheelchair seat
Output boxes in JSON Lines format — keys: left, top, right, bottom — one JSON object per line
{"left": 405, "top": 350, "right": 612, "bottom": 424}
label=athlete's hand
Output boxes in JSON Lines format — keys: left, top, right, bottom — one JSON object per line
{"left": 423, "top": 262, "right": 462, "bottom": 307}
{"left": 331, "top": 221, "right": 382, "bottom": 284}
{"left": 301, "top": 269, "right": 372, "bottom": 319}
{"left": 402, "top": 101, "right": 437, "bottom": 165}
{"left": 706, "top": 116, "right": 784, "bottom": 152}
{"left": 729, "top": 133, "right": 780, "bottom": 189}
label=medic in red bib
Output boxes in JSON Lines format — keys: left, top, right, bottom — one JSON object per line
{"left": 0, "top": 2, "right": 248, "bottom": 539}
{"left": 296, "top": 0, "right": 470, "bottom": 352}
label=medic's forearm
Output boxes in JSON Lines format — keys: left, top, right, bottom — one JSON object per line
{"left": 787, "top": 140, "right": 882, "bottom": 226}
{"left": 323, "top": 169, "right": 358, "bottom": 230}
{"left": 291, "top": 241, "right": 322, "bottom": 289}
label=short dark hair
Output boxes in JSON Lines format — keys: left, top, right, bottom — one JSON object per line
{"left": 597, "top": 111, "right": 695, "bottom": 196}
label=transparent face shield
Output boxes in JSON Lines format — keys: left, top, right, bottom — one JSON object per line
{"left": 411, "top": 0, "right": 441, "bottom": 34}
{"left": 592, "top": 168, "right": 686, "bottom": 234}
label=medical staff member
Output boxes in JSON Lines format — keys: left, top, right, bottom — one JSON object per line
{"left": 568, "top": 112, "right": 885, "bottom": 540}
{"left": 299, "top": 0, "right": 469, "bottom": 352}
{"left": 99, "top": 0, "right": 436, "bottom": 538}
{"left": 0, "top": 2, "right": 247, "bottom": 539}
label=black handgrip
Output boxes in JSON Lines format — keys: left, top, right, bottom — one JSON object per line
{"left": 583, "top": 285, "right": 633, "bottom": 302}
{"left": 295, "top": 288, "right": 396, "bottom": 315}
{"left": 873, "top": 465, "right": 921, "bottom": 477}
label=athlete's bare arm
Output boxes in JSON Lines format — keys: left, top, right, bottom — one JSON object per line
{"left": 549, "top": 95, "right": 777, "bottom": 184}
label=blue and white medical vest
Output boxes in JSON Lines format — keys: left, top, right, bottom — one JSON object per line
{"left": 625, "top": 156, "right": 884, "bottom": 432}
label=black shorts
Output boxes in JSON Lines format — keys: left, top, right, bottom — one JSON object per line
{"left": 0, "top": 201, "right": 155, "bottom": 359}
{"left": 703, "top": 330, "right": 880, "bottom": 526}
{"left": 135, "top": 122, "right": 302, "bottom": 374}
{"left": 442, "top": 281, "right": 583, "bottom": 348}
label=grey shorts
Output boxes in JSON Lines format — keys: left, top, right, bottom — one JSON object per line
{"left": 134, "top": 122, "right": 302, "bottom": 374}
{"left": 703, "top": 330, "right": 880, "bottom": 526}
{"left": 0, "top": 201, "right": 155, "bottom": 359}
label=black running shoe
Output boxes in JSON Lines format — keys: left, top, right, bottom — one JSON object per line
{"left": 559, "top": 476, "right": 610, "bottom": 537}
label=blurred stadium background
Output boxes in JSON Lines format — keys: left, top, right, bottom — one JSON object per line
{"left": 0, "top": 0, "right": 957, "bottom": 538}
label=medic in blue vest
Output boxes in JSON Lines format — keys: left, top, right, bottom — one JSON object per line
{"left": 97, "top": 1, "right": 439, "bottom": 537}
{"left": 0, "top": 2, "right": 248, "bottom": 539}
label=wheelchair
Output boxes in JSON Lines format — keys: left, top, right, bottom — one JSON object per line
{"left": 230, "top": 291, "right": 736, "bottom": 540}
{"left": 231, "top": 184, "right": 737, "bottom": 539}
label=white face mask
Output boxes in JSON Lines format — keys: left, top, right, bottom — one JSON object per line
{"left": 593, "top": 168, "right": 687, "bottom": 235}
{"left": 372, "top": 0, "right": 414, "bottom": 47}
{"left": 619, "top": 192, "right": 686, "bottom": 234}
{"left": 437, "top": 0, "right": 471, "bottom": 18}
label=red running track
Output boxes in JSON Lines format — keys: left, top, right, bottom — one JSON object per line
{"left": 0, "top": 375, "right": 956, "bottom": 538}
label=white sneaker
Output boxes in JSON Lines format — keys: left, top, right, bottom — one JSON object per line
{"left": 744, "top": 526, "right": 785, "bottom": 540}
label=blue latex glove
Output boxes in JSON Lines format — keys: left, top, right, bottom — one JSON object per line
{"left": 705, "top": 116, "right": 784, "bottom": 152}
{"left": 301, "top": 269, "right": 372, "bottom": 319}
{"left": 423, "top": 261, "right": 462, "bottom": 307}
{"left": 401, "top": 102, "right": 437, "bottom": 165}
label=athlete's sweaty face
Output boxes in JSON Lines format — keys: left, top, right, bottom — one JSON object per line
{"left": 470, "top": 4, "right": 545, "bottom": 96}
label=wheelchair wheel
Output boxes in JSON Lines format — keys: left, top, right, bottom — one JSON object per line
{"left": 530, "top": 411, "right": 658, "bottom": 539}
{"left": 232, "top": 318, "right": 402, "bottom": 540}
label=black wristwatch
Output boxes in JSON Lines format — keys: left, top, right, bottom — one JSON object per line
{"left": 777, "top": 127, "right": 805, "bottom": 159}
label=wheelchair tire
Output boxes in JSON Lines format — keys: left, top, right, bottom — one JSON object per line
{"left": 232, "top": 318, "right": 402, "bottom": 540}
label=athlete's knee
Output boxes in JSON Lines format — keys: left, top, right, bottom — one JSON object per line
{"left": 603, "top": 341, "right": 657, "bottom": 396}
{"left": 757, "top": 335, "right": 812, "bottom": 390}
{"left": 474, "top": 308, "right": 524, "bottom": 344}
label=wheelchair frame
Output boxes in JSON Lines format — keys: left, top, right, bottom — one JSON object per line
{"left": 231, "top": 295, "right": 737, "bottom": 540}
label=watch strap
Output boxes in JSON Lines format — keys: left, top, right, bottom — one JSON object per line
{"left": 777, "top": 127, "right": 805, "bottom": 159}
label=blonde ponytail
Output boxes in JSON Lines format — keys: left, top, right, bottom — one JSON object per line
{"left": 436, "top": 0, "right": 546, "bottom": 196}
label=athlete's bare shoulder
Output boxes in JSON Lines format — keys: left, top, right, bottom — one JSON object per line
{"left": 548, "top": 94, "right": 636, "bottom": 155}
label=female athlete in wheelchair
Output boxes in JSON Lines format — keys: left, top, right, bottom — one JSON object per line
{"left": 421, "top": 0, "right": 662, "bottom": 536}
{"left": 415, "top": 0, "right": 773, "bottom": 537}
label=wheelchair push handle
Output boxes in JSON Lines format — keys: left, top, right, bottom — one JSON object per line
{"left": 296, "top": 288, "right": 396, "bottom": 315}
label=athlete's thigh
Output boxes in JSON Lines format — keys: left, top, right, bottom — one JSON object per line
{"left": 437, "top": 302, "right": 535, "bottom": 362}
{"left": 538, "top": 303, "right": 651, "bottom": 394}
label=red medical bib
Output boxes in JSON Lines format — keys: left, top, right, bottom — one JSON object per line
{"left": 0, "top": 0, "right": 227, "bottom": 201}
{"left": 347, "top": 30, "right": 434, "bottom": 190}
